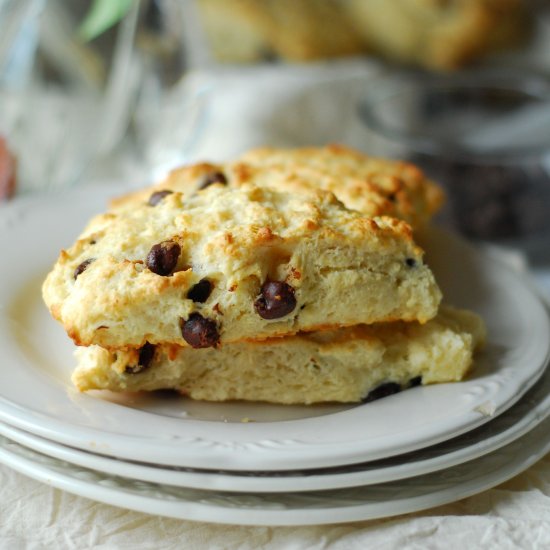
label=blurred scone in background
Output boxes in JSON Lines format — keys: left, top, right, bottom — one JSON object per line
{"left": 195, "top": 0, "right": 532, "bottom": 70}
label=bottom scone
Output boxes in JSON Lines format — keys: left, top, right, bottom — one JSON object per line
{"left": 73, "top": 306, "right": 486, "bottom": 404}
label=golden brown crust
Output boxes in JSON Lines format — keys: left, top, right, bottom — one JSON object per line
{"left": 114, "top": 145, "right": 444, "bottom": 229}
{"left": 235, "top": 144, "right": 444, "bottom": 226}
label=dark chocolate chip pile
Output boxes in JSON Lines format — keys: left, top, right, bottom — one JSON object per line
{"left": 410, "top": 154, "right": 550, "bottom": 241}
{"left": 181, "top": 313, "right": 219, "bottom": 348}
{"left": 146, "top": 241, "right": 181, "bottom": 276}
{"left": 254, "top": 281, "right": 297, "bottom": 320}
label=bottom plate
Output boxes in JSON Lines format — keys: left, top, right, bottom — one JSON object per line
{"left": 1, "top": 416, "right": 549, "bottom": 526}
{"left": 1, "top": 360, "right": 550, "bottom": 492}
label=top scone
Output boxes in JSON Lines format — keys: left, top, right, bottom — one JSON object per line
{"left": 43, "top": 181, "right": 442, "bottom": 350}
{"left": 112, "top": 145, "right": 444, "bottom": 228}
{"left": 235, "top": 145, "right": 444, "bottom": 226}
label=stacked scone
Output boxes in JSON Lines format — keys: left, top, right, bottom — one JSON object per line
{"left": 43, "top": 145, "right": 485, "bottom": 404}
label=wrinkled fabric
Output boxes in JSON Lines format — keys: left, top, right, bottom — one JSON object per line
{"left": 1, "top": 454, "right": 549, "bottom": 549}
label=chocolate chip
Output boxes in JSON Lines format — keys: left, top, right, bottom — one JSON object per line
{"left": 254, "top": 281, "right": 297, "bottom": 320}
{"left": 405, "top": 258, "right": 417, "bottom": 268}
{"left": 148, "top": 190, "right": 173, "bottom": 206}
{"left": 387, "top": 193, "right": 397, "bottom": 203}
{"left": 409, "top": 376, "right": 422, "bottom": 387}
{"left": 146, "top": 241, "right": 180, "bottom": 276}
{"left": 362, "top": 382, "right": 402, "bottom": 403}
{"left": 181, "top": 313, "right": 219, "bottom": 348}
{"left": 74, "top": 258, "right": 95, "bottom": 280}
{"left": 198, "top": 171, "right": 227, "bottom": 190}
{"left": 187, "top": 279, "right": 212, "bottom": 303}
{"left": 125, "top": 342, "right": 156, "bottom": 374}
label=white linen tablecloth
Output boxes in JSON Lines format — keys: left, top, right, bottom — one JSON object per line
{"left": 2, "top": 60, "right": 550, "bottom": 549}
{"left": 1, "top": 455, "right": 549, "bottom": 549}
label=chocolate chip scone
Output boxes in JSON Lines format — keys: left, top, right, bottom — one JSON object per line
{"left": 43, "top": 183, "right": 441, "bottom": 350}
{"left": 112, "top": 145, "right": 444, "bottom": 228}
{"left": 197, "top": 0, "right": 365, "bottom": 62}
{"left": 72, "top": 306, "right": 485, "bottom": 404}
{"left": 345, "top": 0, "right": 529, "bottom": 71}
{"left": 195, "top": 0, "right": 529, "bottom": 69}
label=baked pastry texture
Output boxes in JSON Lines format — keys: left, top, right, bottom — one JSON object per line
{"left": 196, "top": 0, "right": 529, "bottom": 69}
{"left": 344, "top": 0, "right": 529, "bottom": 70}
{"left": 235, "top": 145, "right": 444, "bottom": 226}
{"left": 114, "top": 145, "right": 444, "bottom": 229}
{"left": 73, "top": 306, "right": 485, "bottom": 404}
{"left": 42, "top": 182, "right": 442, "bottom": 350}
{"left": 196, "top": 0, "right": 365, "bottom": 62}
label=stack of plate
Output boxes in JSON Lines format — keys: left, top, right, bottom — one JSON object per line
{"left": 1, "top": 186, "right": 549, "bottom": 526}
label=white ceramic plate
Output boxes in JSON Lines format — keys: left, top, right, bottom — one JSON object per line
{"left": 1, "top": 416, "right": 549, "bottom": 526}
{"left": 1, "top": 360, "right": 549, "bottom": 492}
{"left": 0, "top": 186, "right": 549, "bottom": 471}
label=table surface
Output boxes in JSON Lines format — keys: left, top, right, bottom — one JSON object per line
{"left": 1, "top": 454, "right": 549, "bottom": 549}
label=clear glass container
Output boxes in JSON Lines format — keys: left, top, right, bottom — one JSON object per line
{"left": 0, "top": 0, "right": 209, "bottom": 194}
{"left": 359, "top": 71, "right": 550, "bottom": 262}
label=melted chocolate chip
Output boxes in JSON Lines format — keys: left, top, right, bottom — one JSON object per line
{"left": 198, "top": 171, "right": 227, "bottom": 190}
{"left": 387, "top": 193, "right": 397, "bottom": 203}
{"left": 181, "top": 313, "right": 219, "bottom": 348}
{"left": 148, "top": 190, "right": 173, "bottom": 206}
{"left": 409, "top": 376, "right": 422, "bottom": 387}
{"left": 405, "top": 258, "right": 417, "bottom": 268}
{"left": 187, "top": 279, "right": 212, "bottom": 303}
{"left": 146, "top": 241, "right": 180, "bottom": 276}
{"left": 125, "top": 342, "right": 156, "bottom": 374}
{"left": 73, "top": 258, "right": 95, "bottom": 280}
{"left": 254, "top": 281, "right": 297, "bottom": 320}
{"left": 362, "top": 382, "right": 402, "bottom": 403}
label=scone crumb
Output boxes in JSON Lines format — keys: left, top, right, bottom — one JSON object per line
{"left": 474, "top": 401, "right": 496, "bottom": 417}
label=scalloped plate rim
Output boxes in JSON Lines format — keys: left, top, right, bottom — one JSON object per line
{"left": 0, "top": 360, "right": 549, "bottom": 492}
